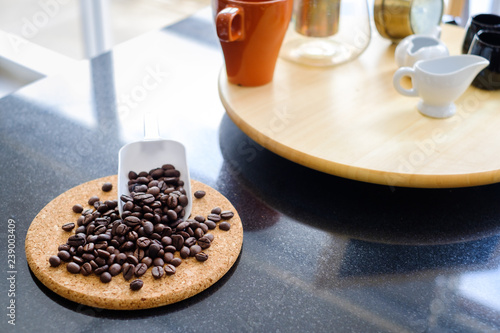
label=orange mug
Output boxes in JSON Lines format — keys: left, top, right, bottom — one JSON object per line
{"left": 213, "top": 0, "right": 293, "bottom": 86}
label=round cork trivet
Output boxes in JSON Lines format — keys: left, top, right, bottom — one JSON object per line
{"left": 25, "top": 175, "right": 243, "bottom": 310}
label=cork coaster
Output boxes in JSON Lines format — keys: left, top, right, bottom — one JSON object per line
{"left": 25, "top": 175, "right": 243, "bottom": 310}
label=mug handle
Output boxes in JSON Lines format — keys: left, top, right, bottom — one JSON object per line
{"left": 393, "top": 67, "right": 418, "bottom": 97}
{"left": 216, "top": 6, "right": 244, "bottom": 42}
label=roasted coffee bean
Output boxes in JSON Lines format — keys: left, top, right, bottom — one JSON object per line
{"left": 82, "top": 253, "right": 95, "bottom": 261}
{"left": 62, "top": 222, "right": 75, "bottom": 231}
{"left": 67, "top": 234, "right": 86, "bottom": 246}
{"left": 190, "top": 245, "right": 202, "bottom": 257}
{"left": 127, "top": 254, "right": 139, "bottom": 265}
{"left": 164, "top": 168, "right": 180, "bottom": 176}
{"left": 67, "top": 262, "right": 81, "bottom": 274}
{"left": 116, "top": 253, "right": 127, "bottom": 265}
{"left": 124, "top": 216, "right": 141, "bottom": 227}
{"left": 152, "top": 266, "right": 164, "bottom": 279}
{"left": 219, "top": 221, "right": 231, "bottom": 231}
{"left": 134, "top": 263, "right": 148, "bottom": 277}
{"left": 163, "top": 252, "right": 174, "bottom": 263}
{"left": 167, "top": 195, "right": 178, "bottom": 209}
{"left": 49, "top": 255, "right": 61, "bottom": 267}
{"left": 130, "top": 279, "right": 143, "bottom": 291}
{"left": 123, "top": 201, "right": 134, "bottom": 211}
{"left": 221, "top": 211, "right": 234, "bottom": 219}
{"left": 58, "top": 250, "right": 71, "bottom": 262}
{"left": 170, "top": 257, "right": 182, "bottom": 267}
{"left": 148, "top": 243, "right": 162, "bottom": 258}
{"left": 178, "top": 231, "right": 190, "bottom": 239}
{"left": 120, "top": 241, "right": 135, "bottom": 252}
{"left": 128, "top": 171, "right": 138, "bottom": 179}
{"left": 194, "top": 215, "right": 206, "bottom": 223}
{"left": 164, "top": 264, "right": 176, "bottom": 275}
{"left": 127, "top": 231, "right": 139, "bottom": 242}
{"left": 97, "top": 249, "right": 110, "bottom": 258}
{"left": 94, "top": 265, "right": 109, "bottom": 275}
{"left": 171, "top": 234, "right": 184, "bottom": 251}
{"left": 89, "top": 260, "right": 99, "bottom": 270}
{"left": 95, "top": 257, "right": 107, "bottom": 267}
{"left": 58, "top": 244, "right": 71, "bottom": 251}
{"left": 107, "top": 254, "right": 116, "bottom": 265}
{"left": 72, "top": 256, "right": 84, "bottom": 265}
{"left": 180, "top": 246, "right": 190, "bottom": 259}
{"left": 83, "top": 243, "right": 94, "bottom": 252}
{"left": 194, "top": 228, "right": 205, "bottom": 239}
{"left": 88, "top": 196, "right": 100, "bottom": 206}
{"left": 143, "top": 221, "right": 154, "bottom": 235}
{"left": 81, "top": 262, "right": 92, "bottom": 276}
{"left": 204, "top": 220, "right": 216, "bottom": 230}
{"left": 194, "top": 190, "right": 206, "bottom": 199}
{"left": 195, "top": 252, "right": 208, "bottom": 262}
{"left": 184, "top": 237, "right": 197, "bottom": 247}
{"left": 100, "top": 182, "right": 113, "bottom": 192}
{"left": 100, "top": 272, "right": 112, "bottom": 283}
{"left": 147, "top": 186, "right": 160, "bottom": 196}
{"left": 109, "top": 263, "right": 122, "bottom": 276}
{"left": 97, "top": 233, "right": 111, "bottom": 241}
{"left": 153, "top": 257, "right": 164, "bottom": 267}
{"left": 115, "top": 223, "right": 128, "bottom": 236}
{"left": 166, "top": 209, "right": 177, "bottom": 221}
{"left": 141, "top": 256, "right": 153, "bottom": 267}
{"left": 197, "top": 236, "right": 211, "bottom": 249}
{"left": 136, "top": 237, "right": 151, "bottom": 248}
{"left": 165, "top": 245, "right": 176, "bottom": 253}
{"left": 176, "top": 221, "right": 190, "bottom": 231}
{"left": 105, "top": 200, "right": 117, "bottom": 209}
{"left": 207, "top": 214, "right": 221, "bottom": 222}
{"left": 211, "top": 207, "right": 222, "bottom": 215}
{"left": 72, "top": 204, "right": 84, "bottom": 213}
{"left": 178, "top": 195, "right": 188, "bottom": 207}
{"left": 94, "top": 224, "right": 107, "bottom": 235}
{"left": 123, "top": 264, "right": 135, "bottom": 280}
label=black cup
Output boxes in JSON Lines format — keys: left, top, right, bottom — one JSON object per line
{"left": 462, "top": 14, "right": 500, "bottom": 54}
{"left": 469, "top": 30, "right": 500, "bottom": 90}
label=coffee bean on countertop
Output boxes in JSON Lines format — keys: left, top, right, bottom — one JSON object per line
{"left": 164, "top": 264, "right": 176, "bottom": 275}
{"left": 211, "top": 207, "right": 221, "bottom": 215}
{"left": 100, "top": 272, "right": 112, "bottom": 283}
{"left": 221, "top": 211, "right": 234, "bottom": 219}
{"left": 152, "top": 266, "right": 164, "bottom": 279}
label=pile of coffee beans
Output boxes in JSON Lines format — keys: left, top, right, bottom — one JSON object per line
{"left": 49, "top": 164, "right": 234, "bottom": 291}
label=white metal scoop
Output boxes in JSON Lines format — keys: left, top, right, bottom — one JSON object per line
{"left": 117, "top": 111, "right": 192, "bottom": 220}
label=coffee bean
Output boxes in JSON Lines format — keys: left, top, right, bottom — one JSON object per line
{"left": 116, "top": 253, "right": 127, "bottom": 265}
{"left": 97, "top": 249, "right": 110, "bottom": 258}
{"left": 123, "top": 264, "right": 135, "bottom": 280}
{"left": 219, "top": 221, "right": 231, "bottom": 231}
{"left": 130, "top": 279, "right": 143, "bottom": 291}
{"left": 163, "top": 252, "right": 174, "bottom": 263}
{"left": 135, "top": 263, "right": 148, "bottom": 277}
{"left": 141, "top": 256, "right": 153, "bottom": 267}
{"left": 109, "top": 263, "right": 122, "bottom": 276}
{"left": 124, "top": 216, "right": 141, "bottom": 227}
{"left": 72, "top": 256, "right": 84, "bottom": 265}
{"left": 171, "top": 234, "right": 184, "bottom": 251}
{"left": 170, "top": 257, "right": 182, "bottom": 267}
{"left": 197, "top": 236, "right": 211, "bottom": 249}
{"left": 194, "top": 228, "right": 204, "bottom": 239}
{"left": 58, "top": 244, "right": 70, "bottom": 252}
{"left": 221, "top": 211, "right": 234, "bottom": 219}
{"left": 190, "top": 245, "right": 202, "bottom": 257}
{"left": 49, "top": 255, "right": 61, "bottom": 267}
{"left": 94, "top": 265, "right": 109, "bottom": 275}
{"left": 58, "top": 250, "right": 71, "bottom": 262}
{"left": 100, "top": 272, "right": 112, "bottom": 283}
{"left": 143, "top": 221, "right": 154, "bottom": 235}
{"left": 194, "top": 190, "right": 206, "bottom": 199}
{"left": 166, "top": 209, "right": 177, "bottom": 221}
{"left": 178, "top": 195, "right": 188, "bottom": 207}
{"left": 164, "top": 264, "right": 176, "bottom": 275}
{"left": 195, "top": 252, "right": 208, "bottom": 262}
{"left": 207, "top": 214, "right": 221, "bottom": 222}
{"left": 184, "top": 237, "right": 197, "bottom": 247}
{"left": 211, "top": 207, "right": 222, "bottom": 215}
{"left": 136, "top": 237, "right": 151, "bottom": 248}
{"left": 67, "top": 262, "right": 80, "bottom": 274}
{"left": 180, "top": 246, "right": 190, "bottom": 259}
{"left": 176, "top": 221, "right": 190, "bottom": 230}
{"left": 81, "top": 262, "right": 92, "bottom": 276}
{"left": 102, "top": 182, "right": 113, "bottom": 192}
{"left": 88, "top": 196, "right": 100, "bottom": 206}
{"left": 205, "top": 220, "right": 216, "bottom": 230}
{"left": 148, "top": 243, "right": 162, "bottom": 258}
{"left": 67, "top": 234, "right": 86, "bottom": 246}
{"left": 72, "top": 204, "right": 84, "bottom": 213}
{"left": 152, "top": 266, "right": 164, "bottom": 279}
{"left": 62, "top": 222, "right": 75, "bottom": 231}
{"left": 127, "top": 254, "right": 139, "bottom": 265}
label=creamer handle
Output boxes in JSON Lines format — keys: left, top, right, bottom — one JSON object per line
{"left": 393, "top": 67, "right": 418, "bottom": 97}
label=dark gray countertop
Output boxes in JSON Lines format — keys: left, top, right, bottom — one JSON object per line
{"left": 1, "top": 8, "right": 500, "bottom": 333}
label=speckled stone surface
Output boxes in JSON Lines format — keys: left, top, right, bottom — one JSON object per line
{"left": 26, "top": 176, "right": 243, "bottom": 310}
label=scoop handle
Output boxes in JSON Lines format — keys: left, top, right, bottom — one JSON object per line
{"left": 144, "top": 110, "right": 161, "bottom": 140}
{"left": 393, "top": 67, "right": 418, "bottom": 97}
